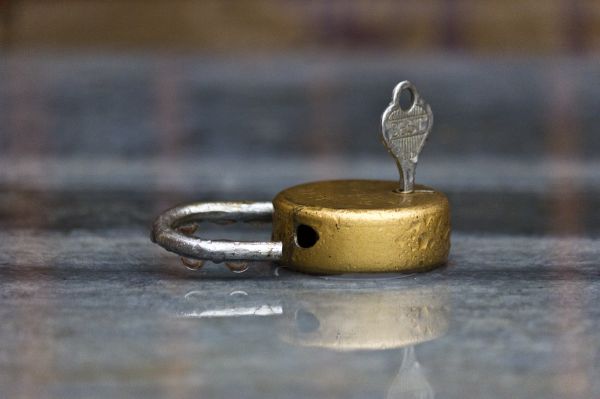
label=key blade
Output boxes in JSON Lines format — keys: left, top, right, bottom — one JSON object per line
{"left": 381, "top": 81, "right": 433, "bottom": 193}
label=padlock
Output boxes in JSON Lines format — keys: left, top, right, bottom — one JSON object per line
{"left": 151, "top": 81, "right": 450, "bottom": 274}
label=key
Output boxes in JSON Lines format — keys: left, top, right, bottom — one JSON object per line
{"left": 381, "top": 81, "right": 433, "bottom": 193}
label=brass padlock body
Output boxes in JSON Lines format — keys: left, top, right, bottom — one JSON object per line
{"left": 272, "top": 180, "right": 450, "bottom": 274}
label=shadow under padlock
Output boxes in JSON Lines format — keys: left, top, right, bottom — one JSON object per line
{"left": 180, "top": 284, "right": 449, "bottom": 398}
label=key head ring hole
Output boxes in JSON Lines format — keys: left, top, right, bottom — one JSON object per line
{"left": 398, "top": 87, "right": 415, "bottom": 111}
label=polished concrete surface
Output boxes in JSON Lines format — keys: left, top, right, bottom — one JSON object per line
{"left": 0, "top": 54, "right": 599, "bottom": 398}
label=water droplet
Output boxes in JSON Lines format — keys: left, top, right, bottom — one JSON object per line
{"left": 184, "top": 290, "right": 203, "bottom": 299}
{"left": 181, "top": 257, "right": 205, "bottom": 270}
{"left": 226, "top": 262, "right": 249, "bottom": 273}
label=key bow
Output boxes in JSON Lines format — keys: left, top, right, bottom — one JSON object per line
{"left": 381, "top": 81, "right": 433, "bottom": 193}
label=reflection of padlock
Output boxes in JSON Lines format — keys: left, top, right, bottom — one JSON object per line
{"left": 279, "top": 287, "right": 448, "bottom": 351}
{"left": 178, "top": 284, "right": 448, "bottom": 351}
{"left": 152, "top": 82, "right": 450, "bottom": 274}
{"left": 179, "top": 284, "right": 447, "bottom": 399}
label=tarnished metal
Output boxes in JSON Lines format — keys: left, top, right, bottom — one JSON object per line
{"left": 150, "top": 81, "right": 450, "bottom": 274}
{"left": 382, "top": 81, "right": 433, "bottom": 193}
{"left": 151, "top": 202, "right": 282, "bottom": 263}
{"left": 272, "top": 180, "right": 450, "bottom": 274}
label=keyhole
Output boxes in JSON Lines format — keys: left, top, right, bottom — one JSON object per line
{"left": 399, "top": 87, "right": 414, "bottom": 111}
{"left": 296, "top": 224, "right": 319, "bottom": 248}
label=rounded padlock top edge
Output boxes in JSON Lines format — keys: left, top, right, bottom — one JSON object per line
{"left": 273, "top": 179, "right": 448, "bottom": 214}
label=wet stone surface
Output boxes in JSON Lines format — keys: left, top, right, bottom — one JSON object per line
{"left": 0, "top": 54, "right": 599, "bottom": 398}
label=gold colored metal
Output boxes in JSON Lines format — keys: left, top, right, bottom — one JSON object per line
{"left": 272, "top": 180, "right": 450, "bottom": 274}
{"left": 279, "top": 286, "right": 449, "bottom": 351}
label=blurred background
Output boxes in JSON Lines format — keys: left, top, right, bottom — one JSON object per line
{"left": 1, "top": 0, "right": 600, "bottom": 52}
{"left": 1, "top": 0, "right": 599, "bottom": 235}
{"left": 1, "top": 2, "right": 600, "bottom": 399}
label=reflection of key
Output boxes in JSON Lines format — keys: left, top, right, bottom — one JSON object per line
{"left": 381, "top": 81, "right": 433, "bottom": 193}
